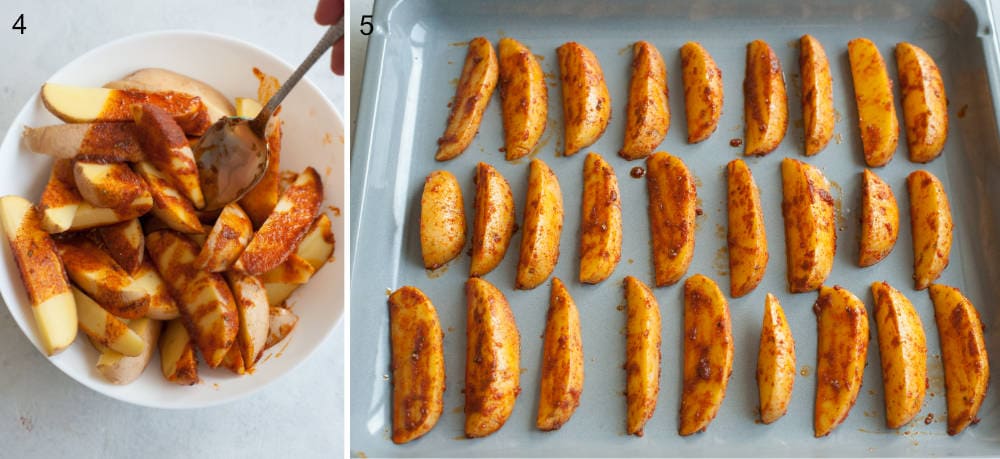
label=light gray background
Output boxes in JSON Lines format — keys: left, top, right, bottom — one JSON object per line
{"left": 0, "top": 1, "right": 345, "bottom": 457}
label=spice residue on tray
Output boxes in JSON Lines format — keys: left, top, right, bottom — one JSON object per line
{"left": 630, "top": 166, "right": 645, "bottom": 178}
{"left": 729, "top": 138, "right": 742, "bottom": 147}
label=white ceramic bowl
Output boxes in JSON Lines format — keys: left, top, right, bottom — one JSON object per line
{"left": 0, "top": 30, "right": 346, "bottom": 408}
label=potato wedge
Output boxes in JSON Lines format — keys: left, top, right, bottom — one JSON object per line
{"left": 646, "top": 152, "right": 696, "bottom": 287}
{"left": 0, "top": 195, "right": 77, "bottom": 355}
{"left": 781, "top": 158, "right": 836, "bottom": 293}
{"left": 132, "top": 258, "right": 180, "bottom": 320}
{"left": 757, "top": 293, "right": 795, "bottom": 424}
{"left": 23, "top": 123, "right": 143, "bottom": 162}
{"left": 680, "top": 42, "right": 724, "bottom": 144}
{"left": 579, "top": 153, "right": 622, "bottom": 284}
{"left": 620, "top": 41, "right": 669, "bottom": 160}
{"left": 105, "top": 67, "right": 235, "bottom": 124}
{"left": 69, "top": 196, "right": 153, "bottom": 232}
{"left": 93, "top": 317, "right": 161, "bottom": 385}
{"left": 799, "top": 34, "right": 835, "bottom": 156}
{"left": 262, "top": 217, "right": 334, "bottom": 306}
{"left": 537, "top": 278, "right": 583, "bottom": 431}
{"left": 516, "top": 159, "right": 563, "bottom": 290}
{"left": 158, "top": 318, "right": 199, "bottom": 385}
{"left": 132, "top": 103, "right": 204, "bottom": 208}
{"left": 624, "top": 275, "right": 661, "bottom": 437}
{"left": 420, "top": 170, "right": 466, "bottom": 269}
{"left": 55, "top": 235, "right": 149, "bottom": 319}
{"left": 744, "top": 40, "right": 788, "bottom": 156}
{"left": 907, "top": 170, "right": 952, "bottom": 289}
{"left": 465, "top": 277, "right": 520, "bottom": 438}
{"left": 97, "top": 219, "right": 144, "bottom": 275}
{"left": 225, "top": 272, "right": 271, "bottom": 370}
{"left": 814, "top": 285, "right": 869, "bottom": 437}
{"left": 73, "top": 161, "right": 149, "bottom": 210}
{"left": 295, "top": 214, "right": 336, "bottom": 270}
{"left": 498, "top": 37, "right": 548, "bottom": 161}
{"left": 260, "top": 254, "right": 315, "bottom": 285}
{"left": 557, "top": 42, "right": 612, "bottom": 156}
{"left": 470, "top": 163, "right": 516, "bottom": 277}
{"left": 872, "top": 281, "right": 927, "bottom": 429}
{"left": 896, "top": 42, "right": 948, "bottom": 163}
{"left": 848, "top": 38, "right": 899, "bottom": 167}
{"left": 726, "top": 159, "right": 768, "bottom": 297}
{"left": 436, "top": 37, "right": 498, "bottom": 161}
{"left": 38, "top": 159, "right": 83, "bottom": 233}
{"left": 265, "top": 306, "right": 298, "bottom": 350}
{"left": 72, "top": 286, "right": 144, "bottom": 356}
{"left": 40, "top": 83, "right": 210, "bottom": 136}
{"left": 133, "top": 161, "right": 203, "bottom": 234}
{"left": 194, "top": 202, "right": 253, "bottom": 272}
{"left": 388, "top": 286, "right": 446, "bottom": 444}
{"left": 220, "top": 328, "right": 247, "bottom": 375}
{"left": 929, "top": 283, "right": 989, "bottom": 435}
{"left": 680, "top": 274, "right": 734, "bottom": 436}
{"left": 859, "top": 169, "right": 899, "bottom": 267}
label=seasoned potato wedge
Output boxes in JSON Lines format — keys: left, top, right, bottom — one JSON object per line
{"left": 260, "top": 254, "right": 315, "bottom": 285}
{"left": 624, "top": 276, "right": 661, "bottom": 437}
{"left": 68, "top": 195, "right": 153, "bottom": 231}
{"left": 132, "top": 103, "right": 205, "bottom": 208}
{"left": 814, "top": 285, "right": 869, "bottom": 437}
{"left": 55, "top": 235, "right": 149, "bottom": 319}
{"left": 896, "top": 42, "right": 948, "bottom": 163}
{"left": 757, "top": 293, "right": 795, "bottom": 424}
{"left": 859, "top": 169, "right": 899, "bottom": 267}
{"left": 73, "top": 286, "right": 144, "bottom": 357}
{"left": 132, "top": 259, "right": 180, "bottom": 320}
{"left": 97, "top": 219, "right": 144, "bottom": 275}
{"left": 498, "top": 37, "right": 548, "bottom": 161}
{"left": 158, "top": 318, "right": 199, "bottom": 385}
{"left": 465, "top": 277, "right": 520, "bottom": 438}
{"left": 579, "top": 153, "right": 622, "bottom": 284}
{"left": 848, "top": 38, "right": 899, "bottom": 167}
{"left": 680, "top": 42, "right": 723, "bottom": 144}
{"left": 726, "top": 159, "right": 768, "bottom": 297}
{"left": 620, "top": 41, "right": 669, "bottom": 160}
{"left": 907, "top": 170, "right": 952, "bottom": 289}
{"left": 40, "top": 83, "right": 210, "bottom": 135}
{"left": 872, "top": 281, "right": 927, "bottom": 429}
{"left": 105, "top": 67, "right": 235, "bottom": 124}
{"left": 388, "top": 286, "right": 446, "bottom": 444}
{"left": 295, "top": 213, "right": 336, "bottom": 270}
{"left": 436, "top": 37, "right": 498, "bottom": 161}
{"left": 929, "top": 284, "right": 989, "bottom": 435}
{"left": 470, "top": 163, "right": 516, "bottom": 277}
{"left": 225, "top": 272, "right": 270, "bottom": 371}
{"left": 799, "top": 34, "right": 835, "bottom": 156}
{"left": 195, "top": 202, "right": 253, "bottom": 272}
{"left": 680, "top": 274, "right": 734, "bottom": 436}
{"left": 646, "top": 152, "right": 697, "bottom": 287}
{"left": 265, "top": 306, "right": 298, "bottom": 350}
{"left": 93, "top": 317, "right": 161, "bottom": 385}
{"left": 743, "top": 40, "right": 788, "bottom": 156}
{"left": 781, "top": 158, "right": 836, "bottom": 293}
{"left": 537, "top": 278, "right": 584, "bottom": 431}
{"left": 23, "top": 123, "right": 143, "bottom": 162}
{"left": 516, "top": 159, "right": 563, "bottom": 290}
{"left": 134, "top": 161, "right": 203, "bottom": 234}
{"left": 73, "top": 161, "right": 149, "bottom": 210}
{"left": 420, "top": 170, "right": 466, "bottom": 269}
{"left": 557, "top": 42, "right": 612, "bottom": 156}
{"left": 38, "top": 159, "right": 83, "bottom": 233}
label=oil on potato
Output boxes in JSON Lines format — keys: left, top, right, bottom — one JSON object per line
{"left": 465, "top": 277, "right": 520, "bottom": 438}
{"left": 859, "top": 169, "right": 899, "bottom": 267}
{"left": 814, "top": 285, "right": 869, "bottom": 437}
{"left": 579, "top": 153, "right": 622, "bottom": 284}
{"left": 743, "top": 40, "right": 788, "bottom": 156}
{"left": 536, "top": 278, "right": 584, "bottom": 431}
{"left": 929, "top": 283, "right": 989, "bottom": 436}
{"left": 848, "top": 38, "right": 899, "bottom": 167}
{"left": 646, "top": 152, "right": 696, "bottom": 287}
{"left": 781, "top": 158, "right": 836, "bottom": 293}
{"left": 624, "top": 275, "right": 661, "bottom": 437}
{"left": 470, "top": 163, "right": 515, "bottom": 277}
{"left": 388, "top": 286, "right": 445, "bottom": 444}
{"left": 799, "top": 34, "right": 835, "bottom": 156}
{"left": 726, "top": 159, "right": 768, "bottom": 297}
{"left": 516, "top": 159, "right": 563, "bottom": 290}
{"left": 679, "top": 42, "right": 723, "bottom": 144}
{"left": 621, "top": 41, "right": 669, "bottom": 160}
{"left": 420, "top": 170, "right": 466, "bottom": 270}
{"left": 907, "top": 170, "right": 952, "bottom": 290}
{"left": 871, "top": 281, "right": 926, "bottom": 429}
{"left": 436, "top": 37, "right": 498, "bottom": 161}
{"left": 757, "top": 293, "right": 795, "bottom": 424}
{"left": 896, "top": 42, "right": 948, "bottom": 163}
{"left": 679, "top": 274, "right": 733, "bottom": 436}
{"left": 557, "top": 42, "right": 611, "bottom": 156}
{"left": 498, "top": 37, "right": 547, "bottom": 161}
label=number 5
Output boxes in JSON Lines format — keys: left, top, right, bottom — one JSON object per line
{"left": 12, "top": 14, "right": 25, "bottom": 34}
{"left": 360, "top": 15, "right": 373, "bottom": 36}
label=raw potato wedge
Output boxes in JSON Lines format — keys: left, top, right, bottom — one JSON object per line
{"left": 225, "top": 272, "right": 270, "bottom": 370}
{"left": 72, "top": 286, "right": 144, "bottom": 357}
{"left": 814, "top": 285, "right": 869, "bottom": 437}
{"left": 896, "top": 42, "right": 948, "bottom": 163}
{"left": 158, "top": 318, "right": 199, "bottom": 385}
{"left": 23, "top": 123, "right": 143, "bottom": 162}
{"left": 73, "top": 161, "right": 149, "bottom": 210}
{"left": 929, "top": 284, "right": 989, "bottom": 435}
{"left": 498, "top": 37, "right": 548, "bottom": 161}
{"left": 38, "top": 159, "right": 83, "bottom": 233}
{"left": 557, "top": 42, "right": 612, "bottom": 156}
{"left": 646, "top": 152, "right": 697, "bottom": 287}
{"left": 624, "top": 276, "right": 661, "bottom": 437}
{"left": 744, "top": 40, "right": 788, "bottom": 156}
{"left": 69, "top": 197, "right": 153, "bottom": 232}
{"left": 420, "top": 170, "right": 466, "bottom": 269}
{"left": 680, "top": 274, "right": 734, "bottom": 436}
{"left": 579, "top": 153, "right": 622, "bottom": 284}
{"left": 260, "top": 255, "right": 315, "bottom": 286}
{"left": 516, "top": 159, "right": 563, "bottom": 290}
{"left": 465, "top": 277, "right": 520, "bottom": 438}
{"left": 781, "top": 158, "right": 836, "bottom": 293}
{"left": 105, "top": 67, "right": 236, "bottom": 124}
{"left": 132, "top": 259, "right": 180, "bottom": 320}
{"left": 97, "top": 219, "right": 144, "bottom": 275}
{"left": 470, "top": 163, "right": 516, "bottom": 277}
{"left": 799, "top": 34, "right": 835, "bottom": 156}
{"left": 537, "top": 278, "right": 584, "bottom": 431}
{"left": 195, "top": 202, "right": 253, "bottom": 272}
{"left": 132, "top": 103, "right": 204, "bottom": 208}
{"left": 94, "top": 317, "right": 161, "bottom": 385}
{"left": 859, "top": 169, "right": 899, "bottom": 267}
{"left": 237, "top": 98, "right": 283, "bottom": 227}
{"left": 133, "top": 161, "right": 203, "bottom": 234}
{"left": 265, "top": 306, "right": 299, "bottom": 349}
{"left": 726, "top": 159, "right": 768, "bottom": 297}
{"left": 907, "top": 170, "right": 952, "bottom": 289}
{"left": 435, "top": 37, "right": 498, "bottom": 161}
{"left": 848, "top": 38, "right": 899, "bottom": 167}
{"left": 40, "top": 83, "right": 210, "bottom": 136}
{"left": 757, "top": 293, "right": 795, "bottom": 424}
{"left": 680, "top": 42, "right": 724, "bottom": 144}
{"left": 55, "top": 236, "right": 150, "bottom": 319}
{"left": 620, "top": 41, "right": 669, "bottom": 160}
{"left": 872, "top": 281, "right": 927, "bottom": 429}
{"left": 0, "top": 195, "right": 77, "bottom": 355}
{"left": 295, "top": 214, "right": 336, "bottom": 270}
{"left": 388, "top": 286, "right": 446, "bottom": 444}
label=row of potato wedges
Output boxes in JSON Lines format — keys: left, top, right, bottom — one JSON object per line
{"left": 436, "top": 35, "right": 947, "bottom": 166}
{"left": 387, "top": 276, "right": 987, "bottom": 442}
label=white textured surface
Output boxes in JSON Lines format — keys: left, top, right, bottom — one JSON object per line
{"left": 0, "top": 1, "right": 344, "bottom": 457}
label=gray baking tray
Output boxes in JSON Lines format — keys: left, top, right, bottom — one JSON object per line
{"left": 350, "top": 0, "right": 1000, "bottom": 456}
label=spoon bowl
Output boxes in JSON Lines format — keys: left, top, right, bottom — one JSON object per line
{"left": 194, "top": 117, "right": 269, "bottom": 211}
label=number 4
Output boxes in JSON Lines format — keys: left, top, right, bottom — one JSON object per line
{"left": 12, "top": 14, "right": 25, "bottom": 34}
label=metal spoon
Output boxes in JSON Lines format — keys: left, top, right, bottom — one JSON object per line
{"left": 195, "top": 19, "right": 344, "bottom": 211}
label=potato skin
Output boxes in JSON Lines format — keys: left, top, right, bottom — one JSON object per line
{"left": 814, "top": 285, "right": 869, "bottom": 437}
{"left": 743, "top": 40, "right": 788, "bottom": 156}
{"left": 848, "top": 38, "right": 899, "bottom": 167}
{"left": 420, "top": 170, "right": 466, "bottom": 269}
{"left": 871, "top": 281, "right": 927, "bottom": 429}
{"left": 516, "top": 159, "right": 563, "bottom": 289}
{"left": 465, "top": 278, "right": 520, "bottom": 438}
{"left": 624, "top": 276, "right": 661, "bottom": 437}
{"left": 498, "top": 37, "right": 547, "bottom": 161}
{"left": 646, "top": 152, "right": 696, "bottom": 287}
{"left": 799, "top": 34, "right": 835, "bottom": 156}
{"left": 620, "top": 41, "right": 669, "bottom": 160}
{"left": 388, "top": 286, "right": 446, "bottom": 444}
{"left": 557, "top": 42, "right": 611, "bottom": 156}
{"left": 781, "top": 158, "right": 836, "bottom": 293}
{"left": 859, "top": 169, "right": 899, "bottom": 267}
{"left": 757, "top": 293, "right": 795, "bottom": 424}
{"left": 679, "top": 274, "right": 733, "bottom": 436}
{"left": 906, "top": 170, "right": 952, "bottom": 290}
{"left": 680, "top": 42, "right": 723, "bottom": 143}
{"left": 579, "top": 153, "right": 622, "bottom": 284}
{"left": 470, "top": 163, "right": 515, "bottom": 277}
{"left": 896, "top": 42, "right": 948, "bottom": 163}
{"left": 436, "top": 37, "right": 499, "bottom": 161}
{"left": 536, "top": 278, "right": 584, "bottom": 431}
{"left": 726, "top": 159, "right": 768, "bottom": 297}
